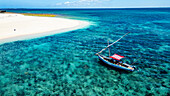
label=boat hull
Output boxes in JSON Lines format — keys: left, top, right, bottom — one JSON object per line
{"left": 98, "top": 55, "right": 134, "bottom": 72}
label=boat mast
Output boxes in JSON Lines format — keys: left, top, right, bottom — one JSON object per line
{"left": 96, "top": 32, "right": 130, "bottom": 55}
{"left": 108, "top": 40, "right": 111, "bottom": 57}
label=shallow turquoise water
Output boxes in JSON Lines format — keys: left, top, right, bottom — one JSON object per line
{"left": 0, "top": 8, "right": 169, "bottom": 95}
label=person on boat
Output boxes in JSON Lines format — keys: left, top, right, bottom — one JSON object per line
{"left": 119, "top": 61, "right": 123, "bottom": 65}
{"left": 113, "top": 59, "right": 116, "bottom": 64}
{"left": 112, "top": 59, "right": 118, "bottom": 65}
{"left": 118, "top": 62, "right": 122, "bottom": 66}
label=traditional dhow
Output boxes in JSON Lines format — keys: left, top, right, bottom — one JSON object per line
{"left": 96, "top": 32, "right": 136, "bottom": 72}
{"left": 97, "top": 54, "right": 135, "bottom": 71}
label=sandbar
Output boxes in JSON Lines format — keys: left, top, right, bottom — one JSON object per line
{"left": 0, "top": 13, "right": 90, "bottom": 44}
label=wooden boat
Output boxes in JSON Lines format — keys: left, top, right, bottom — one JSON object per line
{"left": 96, "top": 32, "right": 136, "bottom": 72}
{"left": 97, "top": 54, "right": 135, "bottom": 71}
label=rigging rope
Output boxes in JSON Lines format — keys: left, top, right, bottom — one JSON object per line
{"left": 96, "top": 32, "right": 130, "bottom": 55}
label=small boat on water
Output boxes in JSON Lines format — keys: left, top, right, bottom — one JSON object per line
{"left": 97, "top": 54, "right": 136, "bottom": 71}
{"left": 96, "top": 32, "right": 136, "bottom": 72}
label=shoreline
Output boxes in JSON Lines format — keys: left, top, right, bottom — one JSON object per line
{"left": 0, "top": 13, "right": 90, "bottom": 44}
{"left": 0, "top": 20, "right": 89, "bottom": 44}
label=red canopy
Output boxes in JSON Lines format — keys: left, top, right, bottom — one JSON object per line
{"left": 110, "top": 54, "right": 124, "bottom": 60}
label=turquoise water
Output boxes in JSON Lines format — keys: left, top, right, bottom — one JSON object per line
{"left": 0, "top": 8, "right": 169, "bottom": 95}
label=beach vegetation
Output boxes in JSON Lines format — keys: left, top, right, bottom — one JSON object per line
{"left": 22, "top": 13, "right": 57, "bottom": 17}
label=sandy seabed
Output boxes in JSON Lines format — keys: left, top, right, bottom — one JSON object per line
{"left": 0, "top": 13, "right": 90, "bottom": 44}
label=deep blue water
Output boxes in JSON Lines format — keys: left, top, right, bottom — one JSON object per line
{"left": 0, "top": 8, "right": 169, "bottom": 95}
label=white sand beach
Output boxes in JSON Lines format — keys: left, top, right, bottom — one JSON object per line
{"left": 0, "top": 13, "right": 90, "bottom": 44}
